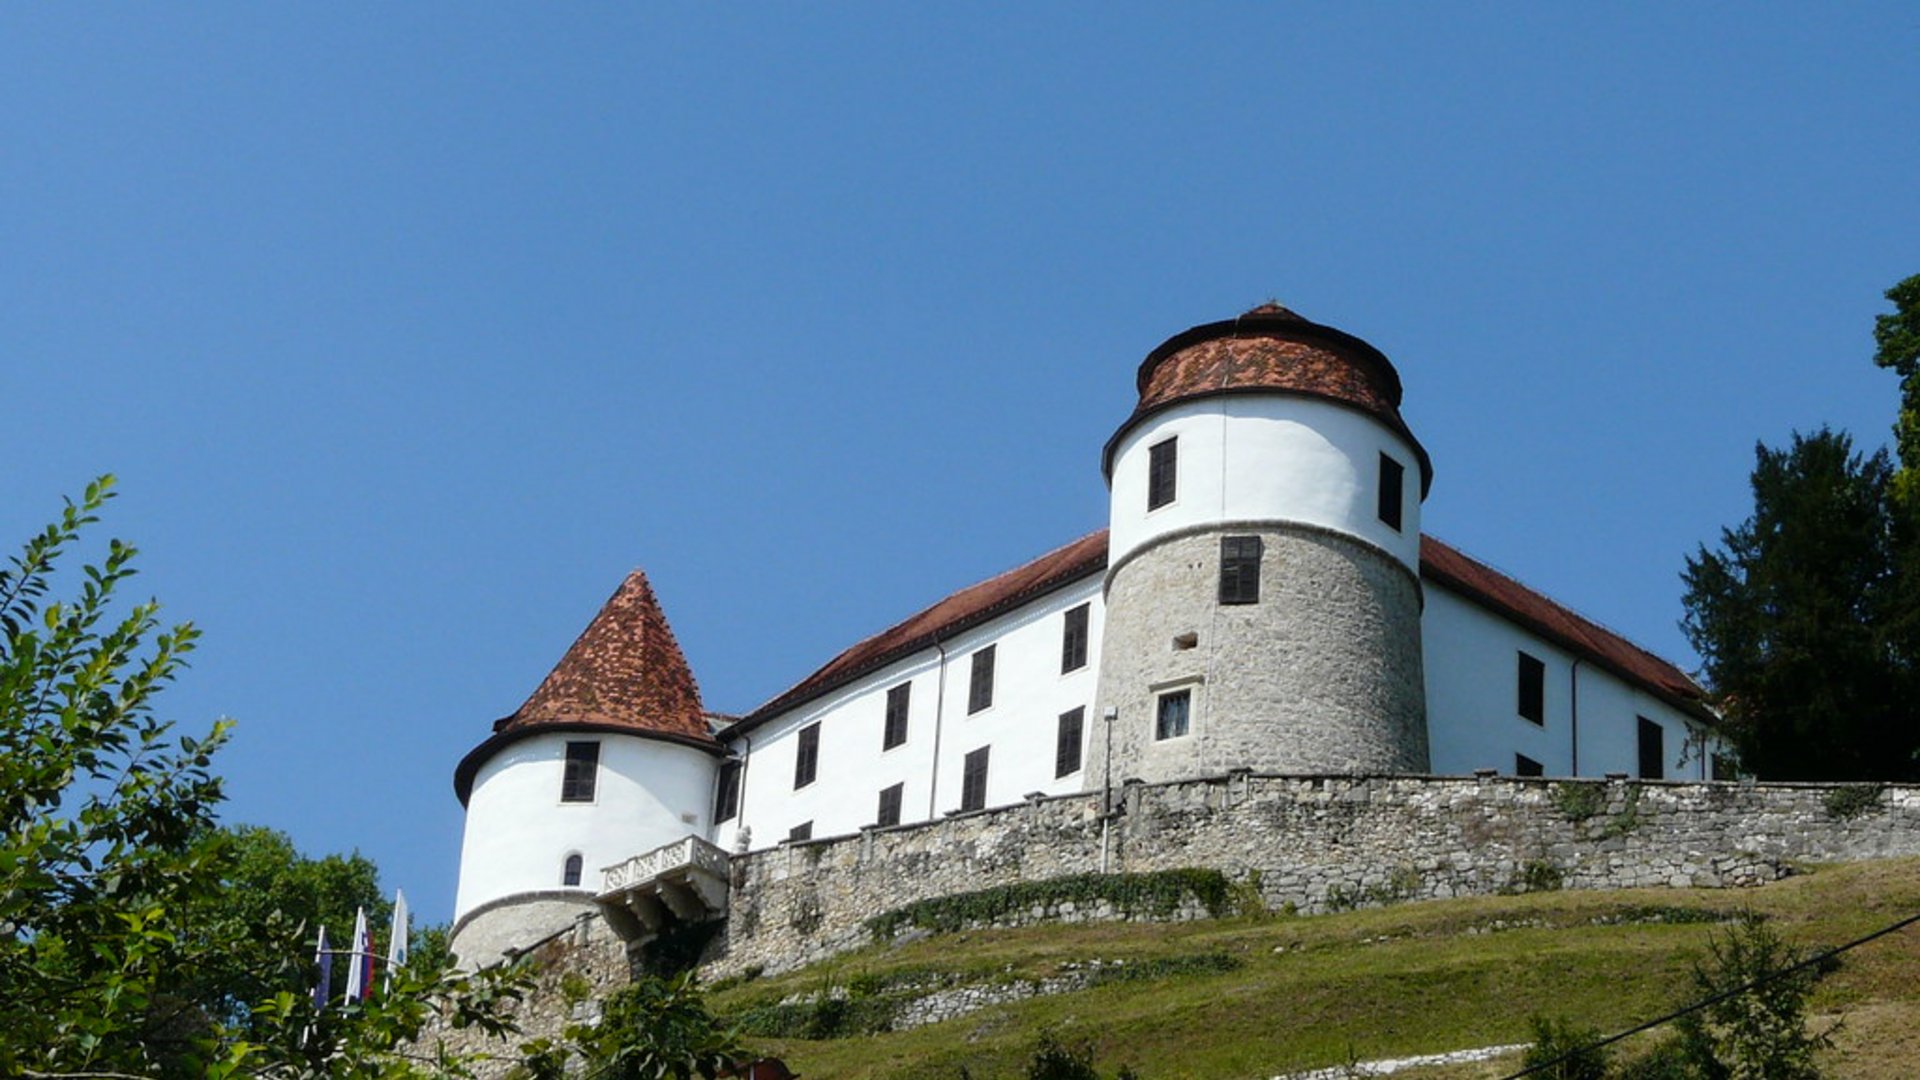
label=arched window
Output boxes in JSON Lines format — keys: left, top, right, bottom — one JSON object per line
{"left": 562, "top": 853, "right": 583, "bottom": 888}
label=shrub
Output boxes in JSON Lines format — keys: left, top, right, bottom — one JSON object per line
{"left": 1822, "top": 784, "right": 1884, "bottom": 820}
{"left": 1521, "top": 1014, "right": 1609, "bottom": 1080}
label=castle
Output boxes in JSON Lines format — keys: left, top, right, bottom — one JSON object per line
{"left": 448, "top": 305, "right": 1725, "bottom": 967}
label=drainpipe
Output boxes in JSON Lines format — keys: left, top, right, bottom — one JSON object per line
{"left": 925, "top": 636, "right": 949, "bottom": 820}
{"left": 1569, "top": 658, "right": 1583, "bottom": 777}
{"left": 1101, "top": 705, "right": 1118, "bottom": 873}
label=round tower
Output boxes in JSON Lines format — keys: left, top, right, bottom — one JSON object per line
{"left": 449, "top": 570, "right": 722, "bottom": 967}
{"left": 1088, "top": 304, "right": 1433, "bottom": 787}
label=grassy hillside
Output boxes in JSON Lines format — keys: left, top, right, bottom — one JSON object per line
{"left": 704, "top": 857, "right": 1920, "bottom": 1079}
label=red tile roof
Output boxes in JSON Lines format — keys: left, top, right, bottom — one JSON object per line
{"left": 498, "top": 570, "right": 711, "bottom": 740}
{"left": 729, "top": 531, "right": 1111, "bottom": 731}
{"left": 455, "top": 570, "right": 718, "bottom": 804}
{"left": 1105, "top": 305, "right": 1432, "bottom": 493}
{"left": 724, "top": 530, "right": 1710, "bottom": 736}
{"left": 1419, "top": 536, "right": 1711, "bottom": 720}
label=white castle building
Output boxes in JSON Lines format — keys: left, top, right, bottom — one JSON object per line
{"left": 449, "top": 305, "right": 1721, "bottom": 966}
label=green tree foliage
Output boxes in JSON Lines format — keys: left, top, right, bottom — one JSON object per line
{"left": 1872, "top": 273, "right": 1920, "bottom": 503}
{"left": 1521, "top": 1015, "right": 1609, "bottom": 1079}
{"left": 520, "top": 971, "right": 748, "bottom": 1080}
{"left": 1681, "top": 914, "right": 1831, "bottom": 1080}
{"left": 1681, "top": 429, "right": 1915, "bottom": 779}
{"left": 0, "top": 478, "right": 534, "bottom": 1077}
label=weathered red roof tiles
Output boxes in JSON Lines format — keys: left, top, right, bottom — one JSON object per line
{"left": 725, "top": 530, "right": 1710, "bottom": 735}
{"left": 733, "top": 531, "right": 1111, "bottom": 729}
{"left": 1106, "top": 305, "right": 1432, "bottom": 493}
{"left": 497, "top": 569, "right": 712, "bottom": 742}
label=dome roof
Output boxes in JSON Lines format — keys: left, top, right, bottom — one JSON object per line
{"left": 1104, "top": 304, "right": 1432, "bottom": 493}
{"left": 453, "top": 569, "right": 719, "bottom": 804}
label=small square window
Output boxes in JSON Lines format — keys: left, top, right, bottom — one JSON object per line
{"left": 714, "top": 759, "right": 742, "bottom": 823}
{"left": 1219, "top": 535, "right": 1262, "bottom": 605}
{"left": 960, "top": 746, "right": 990, "bottom": 812}
{"left": 1378, "top": 453, "right": 1405, "bottom": 531}
{"left": 1517, "top": 652, "right": 1545, "bottom": 725}
{"left": 1055, "top": 707, "right": 1085, "bottom": 778}
{"left": 883, "top": 682, "right": 911, "bottom": 750}
{"left": 876, "top": 782, "right": 903, "bottom": 827}
{"left": 787, "top": 821, "right": 812, "bottom": 842}
{"left": 968, "top": 645, "right": 995, "bottom": 714}
{"left": 794, "top": 722, "right": 820, "bottom": 789}
{"left": 561, "top": 741, "right": 599, "bottom": 803}
{"left": 1515, "top": 753, "right": 1544, "bottom": 777}
{"left": 1148, "top": 437, "right": 1178, "bottom": 510}
{"left": 1061, "top": 604, "right": 1090, "bottom": 673}
{"left": 1155, "top": 689, "right": 1191, "bottom": 741}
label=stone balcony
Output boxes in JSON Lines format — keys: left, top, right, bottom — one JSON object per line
{"left": 596, "top": 834, "right": 731, "bottom": 944}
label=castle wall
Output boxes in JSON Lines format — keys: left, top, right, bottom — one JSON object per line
{"left": 707, "top": 773, "right": 1920, "bottom": 978}
{"left": 1107, "top": 396, "right": 1424, "bottom": 572}
{"left": 717, "top": 573, "right": 1104, "bottom": 850}
{"left": 1091, "top": 528, "right": 1428, "bottom": 785}
{"left": 455, "top": 733, "right": 718, "bottom": 934}
{"left": 1422, "top": 585, "right": 1717, "bottom": 779}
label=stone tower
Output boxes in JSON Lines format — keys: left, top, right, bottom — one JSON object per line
{"left": 449, "top": 570, "right": 723, "bottom": 967}
{"left": 1087, "top": 304, "right": 1432, "bottom": 788}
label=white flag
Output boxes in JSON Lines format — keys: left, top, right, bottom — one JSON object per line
{"left": 344, "top": 906, "right": 370, "bottom": 1002}
{"left": 385, "top": 889, "right": 410, "bottom": 982}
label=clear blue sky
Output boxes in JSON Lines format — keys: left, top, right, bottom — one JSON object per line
{"left": 4, "top": 6, "right": 1916, "bottom": 925}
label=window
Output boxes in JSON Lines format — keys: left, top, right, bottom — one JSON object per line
{"left": 714, "top": 759, "right": 742, "bottom": 823}
{"left": 1517, "top": 652, "right": 1545, "bottom": 725}
{"left": 883, "top": 682, "right": 911, "bottom": 750}
{"left": 1061, "top": 604, "right": 1090, "bottom": 673}
{"left": 960, "top": 746, "right": 990, "bottom": 812}
{"left": 794, "top": 722, "right": 820, "bottom": 789}
{"left": 1147, "top": 437, "right": 1178, "bottom": 510}
{"left": 1055, "top": 707, "right": 1085, "bottom": 778}
{"left": 562, "top": 853, "right": 583, "bottom": 888}
{"left": 1155, "top": 689, "right": 1191, "bottom": 741}
{"left": 1637, "top": 717, "right": 1665, "bottom": 779}
{"left": 787, "top": 821, "right": 812, "bottom": 842}
{"left": 1515, "top": 753, "right": 1544, "bottom": 777}
{"left": 1378, "top": 452, "right": 1405, "bottom": 531}
{"left": 561, "top": 741, "right": 599, "bottom": 802}
{"left": 1219, "top": 535, "right": 1262, "bottom": 604}
{"left": 1711, "top": 753, "right": 1737, "bottom": 781}
{"left": 876, "top": 782, "right": 904, "bottom": 827}
{"left": 967, "top": 645, "right": 995, "bottom": 714}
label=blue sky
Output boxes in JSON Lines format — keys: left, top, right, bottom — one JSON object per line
{"left": 4, "top": 6, "right": 1916, "bottom": 924}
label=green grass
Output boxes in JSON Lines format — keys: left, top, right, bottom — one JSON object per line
{"left": 705, "top": 857, "right": 1920, "bottom": 1079}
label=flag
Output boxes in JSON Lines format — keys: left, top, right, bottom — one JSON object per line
{"left": 385, "top": 889, "right": 410, "bottom": 987}
{"left": 312, "top": 924, "right": 332, "bottom": 1010}
{"left": 344, "top": 906, "right": 376, "bottom": 1002}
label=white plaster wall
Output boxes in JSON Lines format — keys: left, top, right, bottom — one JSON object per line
{"left": 717, "top": 575, "right": 1104, "bottom": 851}
{"left": 1423, "top": 584, "right": 1718, "bottom": 778}
{"left": 1109, "top": 397, "right": 1423, "bottom": 572}
{"left": 453, "top": 732, "right": 718, "bottom": 920}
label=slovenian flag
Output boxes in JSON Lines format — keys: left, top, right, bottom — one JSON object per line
{"left": 312, "top": 924, "right": 332, "bottom": 1009}
{"left": 385, "top": 889, "right": 410, "bottom": 988}
{"left": 343, "top": 907, "right": 377, "bottom": 1002}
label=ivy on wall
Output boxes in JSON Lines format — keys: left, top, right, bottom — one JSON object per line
{"left": 863, "top": 869, "right": 1235, "bottom": 942}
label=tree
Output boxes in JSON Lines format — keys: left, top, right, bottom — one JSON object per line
{"left": 1872, "top": 273, "right": 1920, "bottom": 503}
{"left": 0, "top": 478, "right": 531, "bottom": 1078}
{"left": 1680, "top": 429, "right": 1914, "bottom": 780}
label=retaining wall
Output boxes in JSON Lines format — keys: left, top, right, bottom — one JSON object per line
{"left": 709, "top": 772, "right": 1920, "bottom": 977}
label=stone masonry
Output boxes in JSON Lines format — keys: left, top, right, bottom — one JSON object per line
{"left": 706, "top": 772, "right": 1920, "bottom": 978}
{"left": 1089, "top": 526, "right": 1428, "bottom": 788}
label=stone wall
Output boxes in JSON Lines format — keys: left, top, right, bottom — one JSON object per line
{"left": 706, "top": 772, "right": 1920, "bottom": 978}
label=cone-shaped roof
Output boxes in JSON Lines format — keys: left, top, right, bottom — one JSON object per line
{"left": 496, "top": 569, "right": 708, "bottom": 738}
{"left": 454, "top": 570, "right": 718, "bottom": 805}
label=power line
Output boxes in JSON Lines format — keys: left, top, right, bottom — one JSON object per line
{"left": 1499, "top": 906, "right": 1920, "bottom": 1079}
